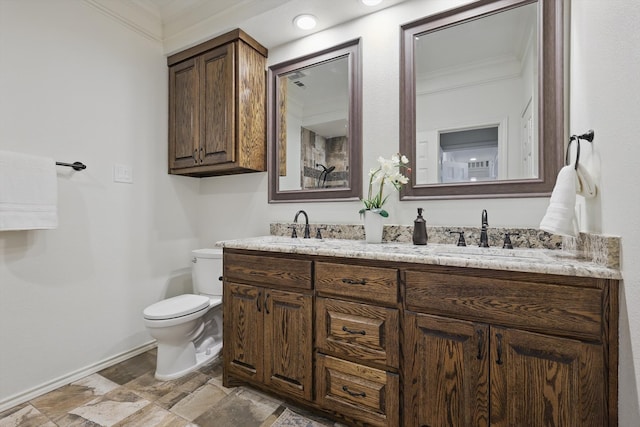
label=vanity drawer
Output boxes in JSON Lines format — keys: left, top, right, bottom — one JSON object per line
{"left": 316, "top": 354, "right": 399, "bottom": 427}
{"left": 315, "top": 262, "right": 398, "bottom": 305}
{"left": 223, "top": 252, "right": 312, "bottom": 290}
{"left": 405, "top": 270, "right": 603, "bottom": 341}
{"left": 316, "top": 297, "right": 399, "bottom": 369}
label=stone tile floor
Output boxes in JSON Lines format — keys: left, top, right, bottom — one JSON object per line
{"left": 0, "top": 349, "right": 340, "bottom": 426}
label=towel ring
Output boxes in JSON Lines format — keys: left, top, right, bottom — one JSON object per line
{"left": 566, "top": 129, "right": 594, "bottom": 170}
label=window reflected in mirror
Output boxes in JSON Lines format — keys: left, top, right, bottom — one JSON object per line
{"left": 268, "top": 39, "right": 362, "bottom": 202}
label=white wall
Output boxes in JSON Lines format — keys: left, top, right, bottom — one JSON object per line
{"left": 570, "top": 1, "right": 640, "bottom": 423}
{"left": 0, "top": 0, "right": 200, "bottom": 408}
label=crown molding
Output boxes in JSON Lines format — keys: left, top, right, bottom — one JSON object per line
{"left": 83, "top": 0, "right": 163, "bottom": 42}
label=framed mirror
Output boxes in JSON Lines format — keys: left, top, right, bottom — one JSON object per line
{"left": 268, "top": 39, "right": 362, "bottom": 202}
{"left": 400, "top": 0, "right": 564, "bottom": 199}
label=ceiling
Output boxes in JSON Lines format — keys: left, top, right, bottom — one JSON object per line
{"left": 91, "top": 0, "right": 413, "bottom": 54}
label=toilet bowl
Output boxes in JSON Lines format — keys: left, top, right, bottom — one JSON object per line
{"left": 143, "top": 248, "right": 223, "bottom": 380}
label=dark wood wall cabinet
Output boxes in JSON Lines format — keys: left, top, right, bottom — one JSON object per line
{"left": 168, "top": 29, "right": 267, "bottom": 177}
{"left": 222, "top": 249, "right": 619, "bottom": 427}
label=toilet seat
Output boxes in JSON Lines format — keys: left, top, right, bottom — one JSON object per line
{"left": 144, "top": 294, "right": 210, "bottom": 320}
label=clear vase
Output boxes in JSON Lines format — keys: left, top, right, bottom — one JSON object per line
{"left": 363, "top": 209, "right": 385, "bottom": 243}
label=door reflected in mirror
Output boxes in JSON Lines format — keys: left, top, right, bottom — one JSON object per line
{"left": 268, "top": 39, "right": 362, "bottom": 202}
{"left": 414, "top": 2, "right": 538, "bottom": 185}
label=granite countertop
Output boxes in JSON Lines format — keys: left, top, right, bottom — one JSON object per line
{"left": 217, "top": 235, "right": 622, "bottom": 280}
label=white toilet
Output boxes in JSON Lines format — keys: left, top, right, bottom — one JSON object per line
{"left": 143, "top": 248, "right": 223, "bottom": 380}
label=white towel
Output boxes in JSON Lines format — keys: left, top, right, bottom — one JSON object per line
{"left": 540, "top": 165, "right": 578, "bottom": 237}
{"left": 0, "top": 151, "right": 58, "bottom": 231}
{"left": 576, "top": 163, "right": 597, "bottom": 198}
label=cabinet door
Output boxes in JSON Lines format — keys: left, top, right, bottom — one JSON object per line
{"left": 263, "top": 289, "right": 313, "bottom": 400}
{"left": 404, "top": 312, "right": 490, "bottom": 427}
{"left": 490, "top": 327, "right": 605, "bottom": 427}
{"left": 223, "top": 282, "right": 263, "bottom": 383}
{"left": 169, "top": 57, "right": 199, "bottom": 169}
{"left": 200, "top": 44, "right": 235, "bottom": 166}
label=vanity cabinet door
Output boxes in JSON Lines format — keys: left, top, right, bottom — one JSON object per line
{"left": 404, "top": 312, "right": 490, "bottom": 427}
{"left": 404, "top": 312, "right": 607, "bottom": 427}
{"left": 223, "top": 280, "right": 313, "bottom": 401}
{"left": 490, "top": 326, "right": 605, "bottom": 427}
{"left": 223, "top": 282, "right": 264, "bottom": 383}
{"left": 263, "top": 289, "right": 313, "bottom": 401}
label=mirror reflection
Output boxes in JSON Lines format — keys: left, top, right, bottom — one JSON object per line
{"left": 400, "top": 0, "right": 565, "bottom": 199}
{"left": 278, "top": 57, "right": 349, "bottom": 191}
{"left": 414, "top": 2, "right": 538, "bottom": 185}
{"left": 268, "top": 39, "right": 362, "bottom": 202}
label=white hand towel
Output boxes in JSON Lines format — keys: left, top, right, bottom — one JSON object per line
{"left": 576, "top": 163, "right": 597, "bottom": 198}
{"left": 0, "top": 151, "right": 58, "bottom": 231}
{"left": 539, "top": 165, "right": 578, "bottom": 237}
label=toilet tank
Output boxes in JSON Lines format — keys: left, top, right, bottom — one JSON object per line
{"left": 191, "top": 248, "right": 223, "bottom": 297}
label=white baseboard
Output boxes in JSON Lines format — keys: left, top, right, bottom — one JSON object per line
{"left": 0, "top": 341, "right": 157, "bottom": 413}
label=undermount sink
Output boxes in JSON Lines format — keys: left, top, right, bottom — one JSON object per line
{"left": 435, "top": 246, "right": 549, "bottom": 262}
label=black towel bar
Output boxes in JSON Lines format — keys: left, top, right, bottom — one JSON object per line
{"left": 566, "top": 129, "right": 594, "bottom": 170}
{"left": 56, "top": 161, "right": 86, "bottom": 171}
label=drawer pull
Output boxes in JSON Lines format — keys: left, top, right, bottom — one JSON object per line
{"left": 496, "top": 333, "right": 504, "bottom": 365}
{"left": 341, "top": 278, "right": 367, "bottom": 285}
{"left": 476, "top": 329, "right": 484, "bottom": 360}
{"left": 256, "top": 291, "right": 262, "bottom": 312}
{"left": 342, "top": 385, "right": 366, "bottom": 398}
{"left": 342, "top": 325, "right": 366, "bottom": 335}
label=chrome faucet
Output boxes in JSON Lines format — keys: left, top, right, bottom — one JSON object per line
{"left": 479, "top": 209, "right": 489, "bottom": 247}
{"left": 294, "top": 210, "right": 311, "bottom": 239}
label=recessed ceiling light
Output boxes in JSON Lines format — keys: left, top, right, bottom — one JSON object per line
{"left": 361, "top": 0, "right": 383, "bottom": 6}
{"left": 293, "top": 14, "right": 317, "bottom": 30}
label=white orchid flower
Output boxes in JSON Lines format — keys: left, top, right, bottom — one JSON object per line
{"left": 361, "top": 153, "right": 410, "bottom": 217}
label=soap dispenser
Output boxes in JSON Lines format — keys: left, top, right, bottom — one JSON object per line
{"left": 413, "top": 208, "right": 428, "bottom": 245}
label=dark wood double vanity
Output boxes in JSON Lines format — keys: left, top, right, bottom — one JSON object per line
{"left": 220, "top": 238, "right": 619, "bottom": 426}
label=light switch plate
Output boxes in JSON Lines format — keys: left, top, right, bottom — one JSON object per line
{"left": 113, "top": 164, "right": 133, "bottom": 183}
